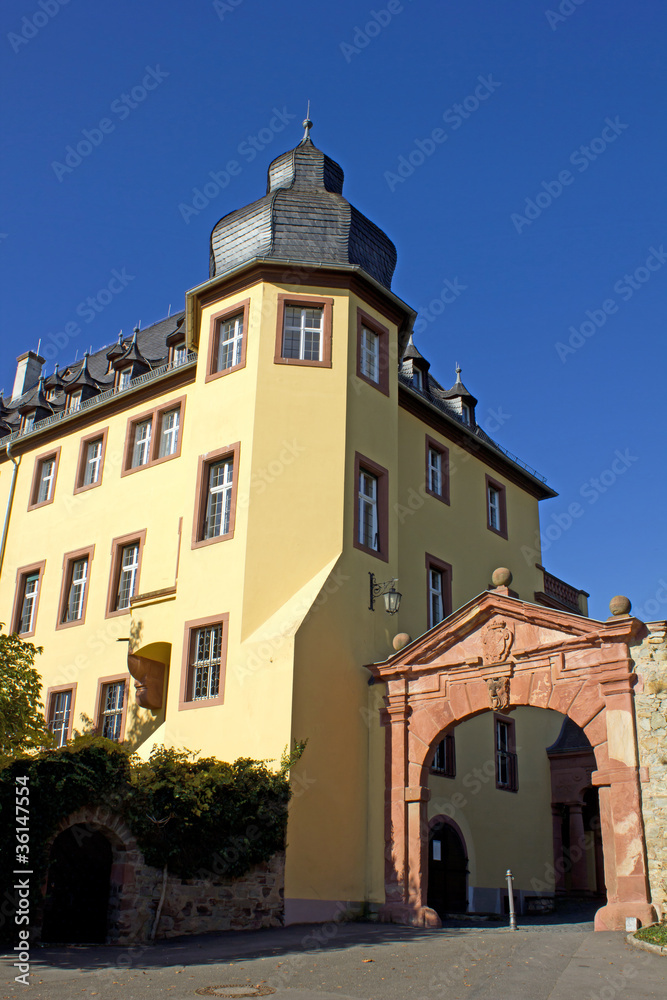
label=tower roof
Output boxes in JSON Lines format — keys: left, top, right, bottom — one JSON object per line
{"left": 209, "top": 124, "right": 397, "bottom": 290}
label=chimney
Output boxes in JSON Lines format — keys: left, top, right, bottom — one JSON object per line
{"left": 11, "top": 351, "right": 45, "bottom": 402}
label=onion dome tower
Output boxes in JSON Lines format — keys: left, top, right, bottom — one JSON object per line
{"left": 209, "top": 118, "right": 398, "bottom": 290}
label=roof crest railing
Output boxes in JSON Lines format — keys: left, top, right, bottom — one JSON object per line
{"left": 0, "top": 354, "right": 196, "bottom": 447}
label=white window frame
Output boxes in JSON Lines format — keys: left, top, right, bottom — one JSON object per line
{"left": 172, "top": 342, "right": 188, "bottom": 365}
{"left": 217, "top": 314, "right": 244, "bottom": 371}
{"left": 37, "top": 458, "right": 56, "bottom": 504}
{"left": 66, "top": 390, "right": 82, "bottom": 413}
{"left": 428, "top": 447, "right": 442, "bottom": 496}
{"left": 191, "top": 625, "right": 222, "bottom": 701}
{"left": 488, "top": 485, "right": 501, "bottom": 532}
{"left": 428, "top": 568, "right": 444, "bottom": 628}
{"left": 84, "top": 439, "right": 103, "bottom": 486}
{"left": 22, "top": 412, "right": 35, "bottom": 432}
{"left": 116, "top": 544, "right": 139, "bottom": 610}
{"left": 19, "top": 573, "right": 39, "bottom": 634}
{"left": 118, "top": 368, "right": 132, "bottom": 390}
{"left": 49, "top": 690, "right": 72, "bottom": 748}
{"left": 100, "top": 682, "right": 125, "bottom": 741}
{"left": 131, "top": 419, "right": 152, "bottom": 468}
{"left": 360, "top": 326, "right": 380, "bottom": 383}
{"left": 204, "top": 459, "right": 234, "bottom": 539}
{"left": 158, "top": 408, "right": 180, "bottom": 458}
{"left": 282, "top": 306, "right": 323, "bottom": 362}
{"left": 64, "top": 558, "right": 88, "bottom": 623}
{"left": 358, "top": 471, "right": 379, "bottom": 551}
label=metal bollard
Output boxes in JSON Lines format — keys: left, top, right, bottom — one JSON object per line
{"left": 506, "top": 869, "right": 517, "bottom": 931}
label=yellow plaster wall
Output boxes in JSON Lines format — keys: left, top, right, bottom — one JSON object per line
{"left": 428, "top": 707, "right": 564, "bottom": 894}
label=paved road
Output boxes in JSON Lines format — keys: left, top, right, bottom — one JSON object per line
{"left": 2, "top": 920, "right": 665, "bottom": 999}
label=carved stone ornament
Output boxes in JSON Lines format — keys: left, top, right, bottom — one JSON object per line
{"left": 481, "top": 618, "right": 514, "bottom": 665}
{"left": 487, "top": 676, "right": 510, "bottom": 711}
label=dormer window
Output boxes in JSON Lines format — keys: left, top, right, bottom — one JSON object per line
{"left": 66, "top": 390, "right": 82, "bottom": 413}
{"left": 171, "top": 341, "right": 188, "bottom": 366}
{"left": 22, "top": 411, "right": 35, "bottom": 433}
{"left": 413, "top": 369, "right": 423, "bottom": 390}
{"left": 117, "top": 368, "right": 132, "bottom": 390}
{"left": 46, "top": 387, "right": 58, "bottom": 402}
{"left": 461, "top": 402, "right": 471, "bottom": 425}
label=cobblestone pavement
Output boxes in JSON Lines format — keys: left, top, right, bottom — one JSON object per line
{"left": 2, "top": 916, "right": 666, "bottom": 1000}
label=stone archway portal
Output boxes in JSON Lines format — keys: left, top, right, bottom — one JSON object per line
{"left": 370, "top": 585, "right": 656, "bottom": 932}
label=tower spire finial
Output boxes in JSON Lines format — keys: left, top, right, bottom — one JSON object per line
{"left": 302, "top": 100, "right": 313, "bottom": 142}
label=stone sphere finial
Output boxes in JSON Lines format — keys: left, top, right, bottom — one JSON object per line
{"left": 609, "top": 595, "right": 632, "bottom": 617}
{"left": 392, "top": 632, "right": 411, "bottom": 652}
{"left": 492, "top": 567, "right": 513, "bottom": 588}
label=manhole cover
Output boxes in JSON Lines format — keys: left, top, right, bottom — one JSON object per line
{"left": 195, "top": 987, "right": 275, "bottom": 998}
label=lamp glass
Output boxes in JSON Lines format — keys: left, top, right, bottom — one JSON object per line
{"left": 384, "top": 588, "right": 402, "bottom": 615}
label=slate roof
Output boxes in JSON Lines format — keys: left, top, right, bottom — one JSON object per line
{"left": 546, "top": 716, "right": 593, "bottom": 754}
{"left": 2, "top": 312, "right": 185, "bottom": 434}
{"left": 209, "top": 135, "right": 398, "bottom": 290}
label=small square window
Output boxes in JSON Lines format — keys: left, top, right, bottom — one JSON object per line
{"left": 95, "top": 678, "right": 127, "bottom": 742}
{"left": 12, "top": 561, "right": 46, "bottom": 637}
{"left": 28, "top": 448, "right": 61, "bottom": 510}
{"left": 425, "top": 437, "right": 450, "bottom": 505}
{"left": 495, "top": 715, "right": 518, "bottom": 791}
{"left": 430, "top": 733, "right": 456, "bottom": 778}
{"left": 274, "top": 295, "right": 333, "bottom": 368}
{"left": 179, "top": 614, "right": 229, "bottom": 710}
{"left": 46, "top": 687, "right": 75, "bottom": 747}
{"left": 192, "top": 443, "right": 240, "bottom": 548}
{"left": 106, "top": 532, "right": 146, "bottom": 617}
{"left": 486, "top": 476, "right": 508, "bottom": 538}
{"left": 74, "top": 429, "right": 108, "bottom": 494}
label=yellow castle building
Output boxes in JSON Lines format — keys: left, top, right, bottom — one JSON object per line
{"left": 8, "top": 120, "right": 647, "bottom": 935}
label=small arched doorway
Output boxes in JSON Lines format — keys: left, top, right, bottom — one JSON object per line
{"left": 42, "top": 825, "right": 112, "bottom": 943}
{"left": 427, "top": 819, "right": 468, "bottom": 917}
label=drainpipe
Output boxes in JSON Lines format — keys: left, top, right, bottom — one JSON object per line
{"left": 0, "top": 442, "right": 20, "bottom": 577}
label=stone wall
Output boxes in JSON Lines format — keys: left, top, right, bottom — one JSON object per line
{"left": 43, "top": 806, "right": 284, "bottom": 945}
{"left": 631, "top": 621, "right": 667, "bottom": 920}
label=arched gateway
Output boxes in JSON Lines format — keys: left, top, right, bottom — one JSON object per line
{"left": 369, "top": 582, "right": 656, "bottom": 931}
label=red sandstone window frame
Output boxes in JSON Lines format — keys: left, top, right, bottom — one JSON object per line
{"left": 74, "top": 427, "right": 109, "bottom": 494}
{"left": 206, "top": 298, "right": 250, "bottom": 383}
{"left": 353, "top": 452, "right": 389, "bottom": 563}
{"left": 485, "top": 474, "right": 508, "bottom": 539}
{"left": 430, "top": 732, "right": 456, "bottom": 779}
{"left": 356, "top": 308, "right": 390, "bottom": 396}
{"left": 178, "top": 613, "right": 230, "bottom": 711}
{"left": 191, "top": 441, "right": 241, "bottom": 550}
{"left": 93, "top": 675, "right": 129, "bottom": 742}
{"left": 28, "top": 446, "right": 62, "bottom": 511}
{"left": 11, "top": 560, "right": 46, "bottom": 638}
{"left": 494, "top": 713, "right": 518, "bottom": 792}
{"left": 425, "top": 553, "right": 453, "bottom": 629}
{"left": 105, "top": 530, "right": 147, "bottom": 618}
{"left": 274, "top": 294, "right": 333, "bottom": 368}
{"left": 425, "top": 435, "right": 450, "bottom": 505}
{"left": 121, "top": 396, "right": 186, "bottom": 477}
{"left": 45, "top": 683, "right": 77, "bottom": 746}
{"left": 56, "top": 545, "right": 95, "bottom": 630}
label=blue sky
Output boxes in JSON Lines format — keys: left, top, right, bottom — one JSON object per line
{"left": 1, "top": 0, "right": 665, "bottom": 620}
